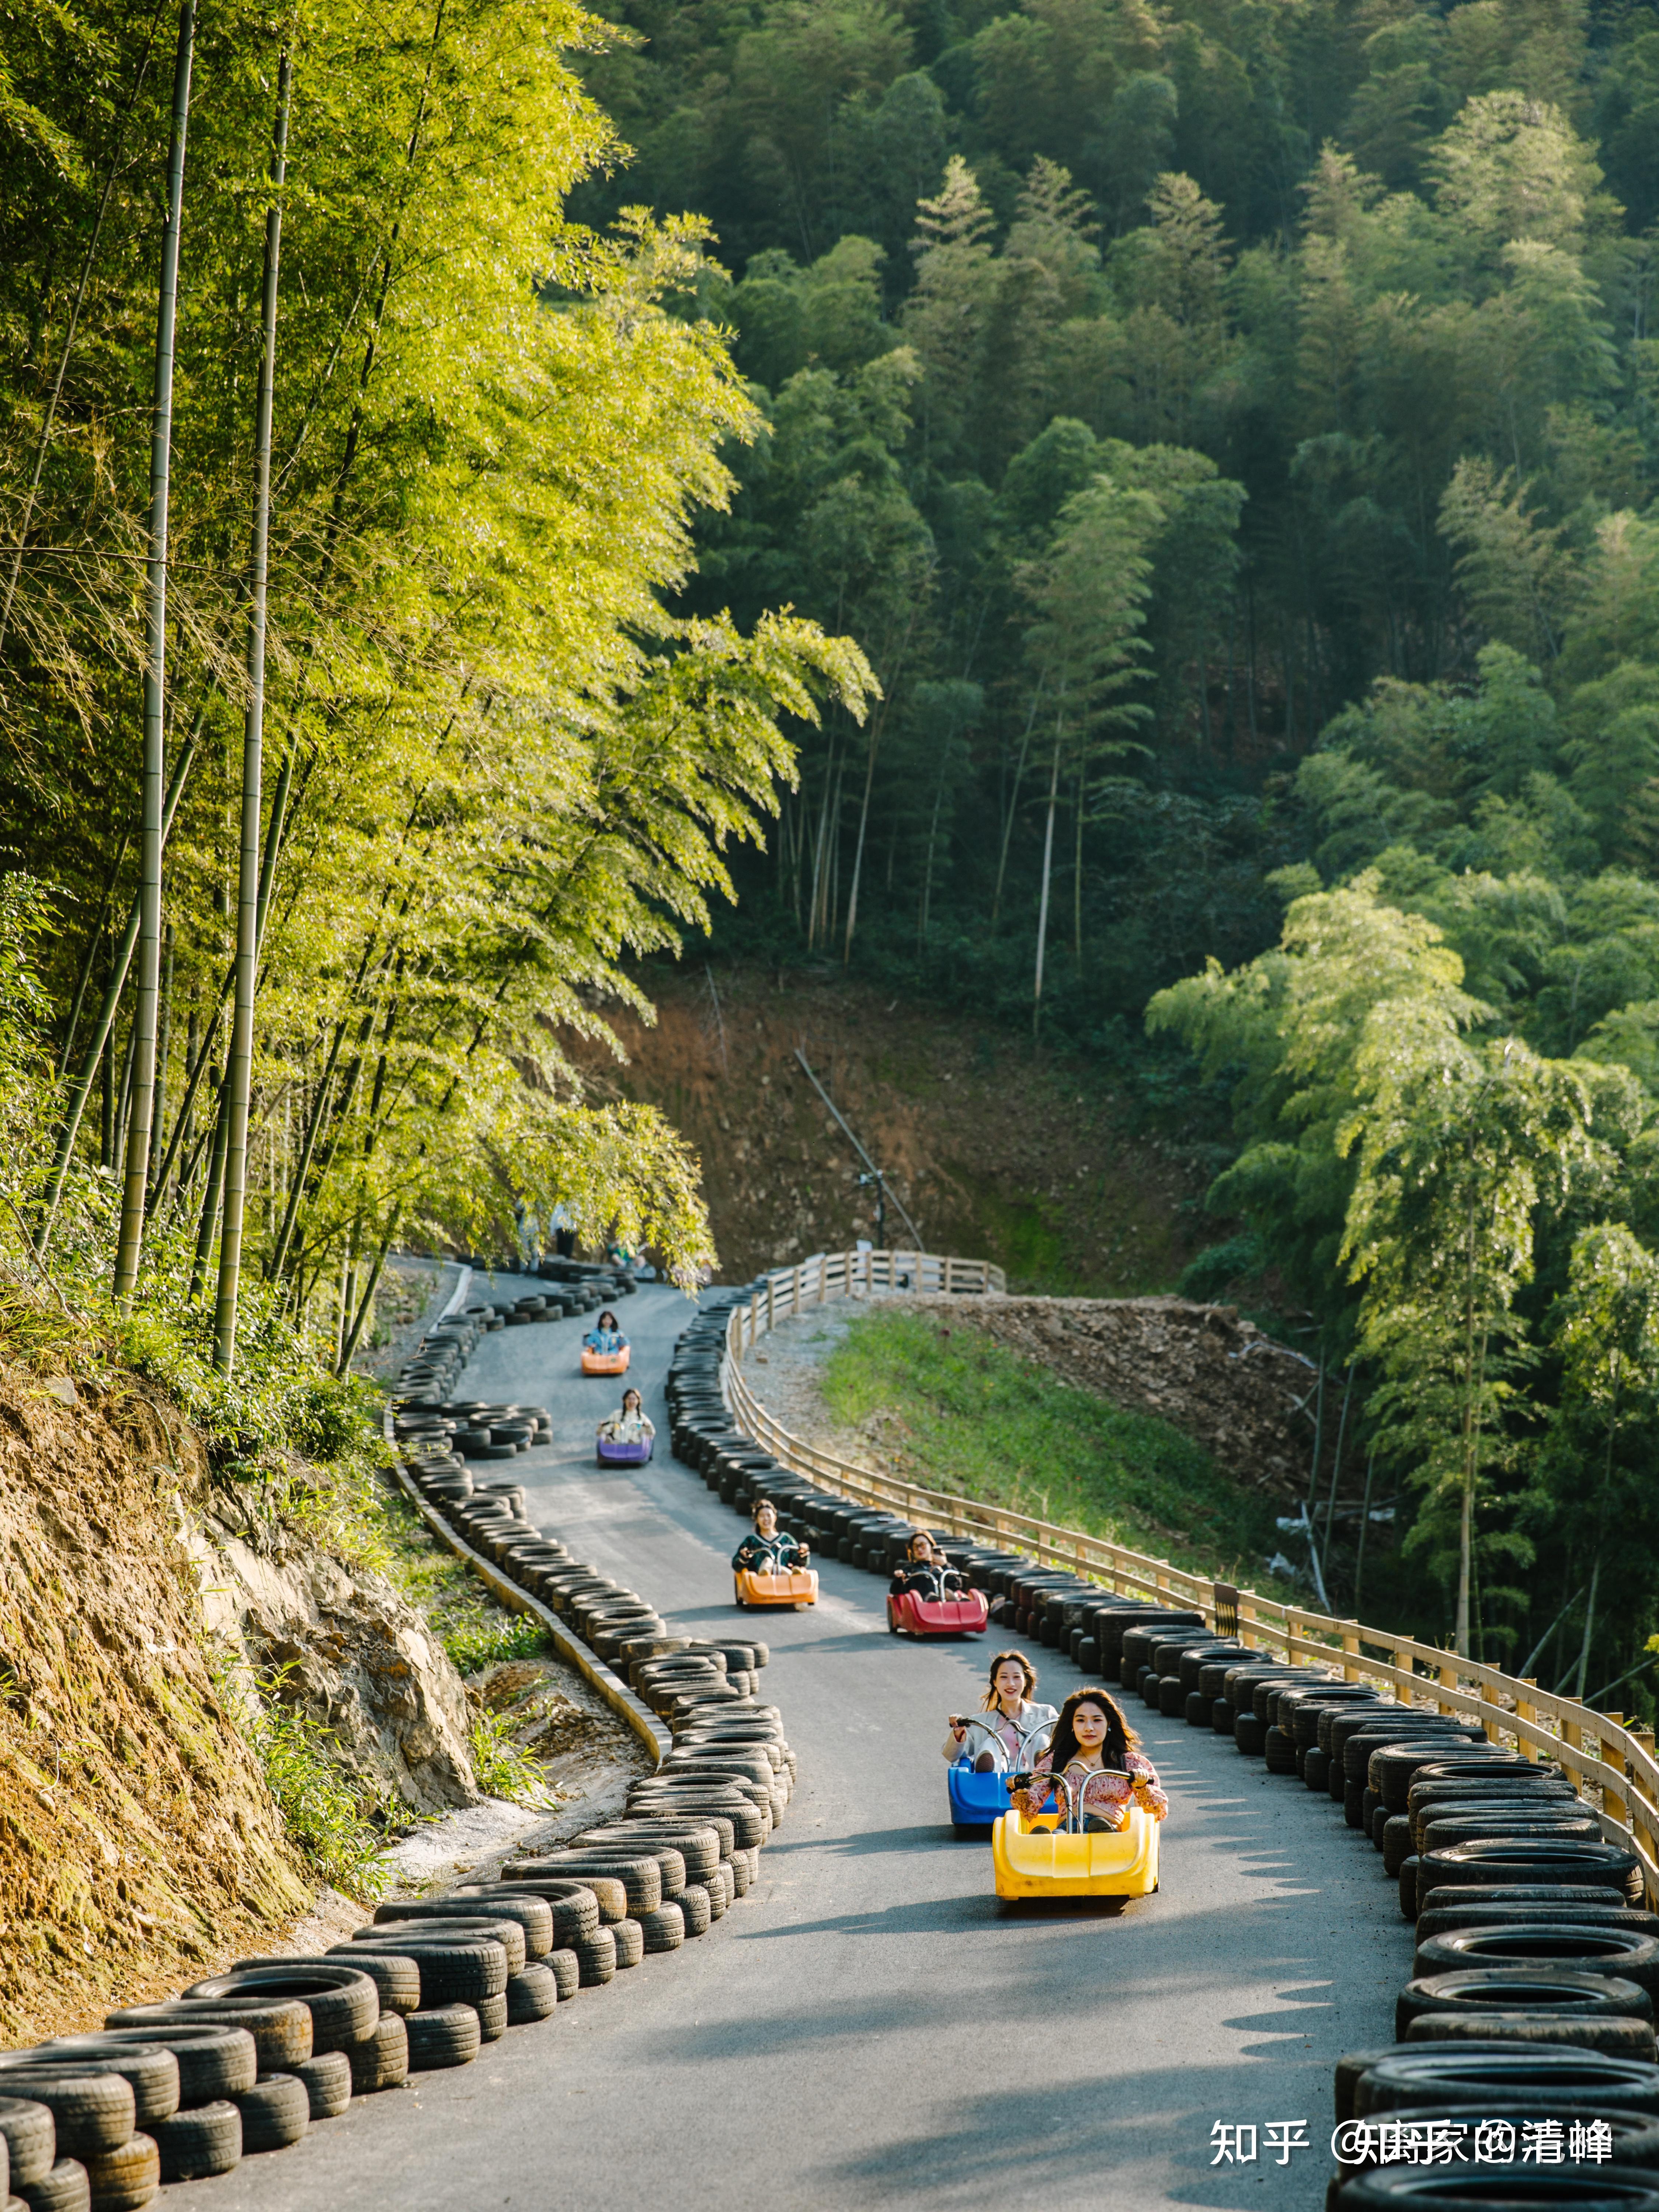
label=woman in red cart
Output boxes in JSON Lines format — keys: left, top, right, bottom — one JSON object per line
{"left": 942, "top": 1650, "right": 1058, "bottom": 1773}
{"left": 1011, "top": 1687, "right": 1168, "bottom": 1832}
{"left": 890, "top": 1530, "right": 964, "bottom": 1603}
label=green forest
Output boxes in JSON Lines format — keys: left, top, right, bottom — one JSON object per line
{"left": 7, "top": 0, "right": 1659, "bottom": 1691}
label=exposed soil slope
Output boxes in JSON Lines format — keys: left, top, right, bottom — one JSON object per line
{"left": 564, "top": 963, "right": 1201, "bottom": 1290}
{"left": 908, "top": 1295, "right": 1316, "bottom": 1500}
{"left": 0, "top": 1361, "right": 309, "bottom": 2043}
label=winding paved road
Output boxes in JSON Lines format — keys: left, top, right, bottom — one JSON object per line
{"left": 182, "top": 1280, "right": 1405, "bottom": 2211}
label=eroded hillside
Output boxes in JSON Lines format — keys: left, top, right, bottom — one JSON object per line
{"left": 0, "top": 1361, "right": 310, "bottom": 2042}
{"left": 564, "top": 964, "right": 1201, "bottom": 1290}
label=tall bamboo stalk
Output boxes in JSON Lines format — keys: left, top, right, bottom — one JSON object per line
{"left": 112, "top": 0, "right": 196, "bottom": 1306}
{"left": 37, "top": 716, "right": 202, "bottom": 1252}
{"left": 1032, "top": 724, "right": 1062, "bottom": 1043}
{"left": 215, "top": 51, "right": 291, "bottom": 1376}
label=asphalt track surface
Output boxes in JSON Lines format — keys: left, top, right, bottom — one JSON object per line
{"left": 182, "top": 1280, "right": 1407, "bottom": 2212}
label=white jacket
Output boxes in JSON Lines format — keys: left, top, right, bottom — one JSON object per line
{"left": 941, "top": 1701, "right": 1058, "bottom": 1768}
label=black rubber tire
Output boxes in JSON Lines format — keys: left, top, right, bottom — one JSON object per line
{"left": 1235, "top": 1712, "right": 1266, "bottom": 1755}
{"left": 352, "top": 1917, "right": 526, "bottom": 1972}
{"left": 473, "top": 1994, "right": 508, "bottom": 2042}
{"left": 404, "top": 2008, "right": 481, "bottom": 2072}
{"left": 1415, "top": 1926, "right": 1659, "bottom": 1996}
{"left": 80, "top": 2132, "right": 157, "bottom": 2212}
{"left": 236, "top": 1951, "right": 418, "bottom": 2019}
{"left": 1405, "top": 2014, "right": 1659, "bottom": 2059}
{"left": 545, "top": 1950, "right": 580, "bottom": 2000}
{"left": 291, "top": 2052, "right": 351, "bottom": 2120}
{"left": 637, "top": 1905, "right": 685, "bottom": 1952}
{"left": 185, "top": 1968, "right": 378, "bottom": 2055}
{"left": 606, "top": 1827, "right": 720, "bottom": 1883}
{"left": 611, "top": 1920, "right": 644, "bottom": 1970}
{"left": 373, "top": 1897, "right": 553, "bottom": 1959}
{"left": 476, "top": 1882, "right": 599, "bottom": 1944}
{"left": 1419, "top": 1841, "right": 1644, "bottom": 1909}
{"left": 526, "top": 1857, "right": 661, "bottom": 1913}
{"left": 0, "top": 2079, "right": 132, "bottom": 2159}
{"left": 504, "top": 1966, "right": 559, "bottom": 2025}
{"left": 46, "top": 2028, "right": 256, "bottom": 2107}
{"left": 106, "top": 2001, "right": 311, "bottom": 2074}
{"left": 0, "top": 2100, "right": 56, "bottom": 2189}
{"left": 334, "top": 1936, "right": 509, "bottom": 2005}
{"left": 15, "top": 2159, "right": 90, "bottom": 2212}
{"left": 573, "top": 1930, "right": 616, "bottom": 1986}
{"left": 150, "top": 2104, "right": 241, "bottom": 2184}
{"left": 230, "top": 2075, "right": 309, "bottom": 2154}
{"left": 678, "top": 1884, "right": 712, "bottom": 1937}
{"left": 346, "top": 2015, "right": 408, "bottom": 2095}
{"left": 0, "top": 2053, "right": 174, "bottom": 2131}
{"left": 1356, "top": 2044, "right": 1659, "bottom": 2118}
{"left": 1337, "top": 2163, "right": 1659, "bottom": 2206}
{"left": 1398, "top": 1966, "right": 1653, "bottom": 2039}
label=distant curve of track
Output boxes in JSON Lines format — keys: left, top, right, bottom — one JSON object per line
{"left": 179, "top": 1279, "right": 1398, "bottom": 2212}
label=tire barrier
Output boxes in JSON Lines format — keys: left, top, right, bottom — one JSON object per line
{"left": 0, "top": 1271, "right": 783, "bottom": 2212}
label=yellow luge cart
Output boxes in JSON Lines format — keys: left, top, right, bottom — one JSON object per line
{"left": 992, "top": 1775, "right": 1160, "bottom": 1902}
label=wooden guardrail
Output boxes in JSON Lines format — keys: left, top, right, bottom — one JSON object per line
{"left": 720, "top": 1250, "right": 1659, "bottom": 1903}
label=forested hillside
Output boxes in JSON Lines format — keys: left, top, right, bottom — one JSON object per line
{"left": 565, "top": 0, "right": 1659, "bottom": 1688}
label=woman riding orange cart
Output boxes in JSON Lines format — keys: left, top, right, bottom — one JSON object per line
{"left": 581, "top": 1308, "right": 630, "bottom": 1376}
{"left": 1012, "top": 1687, "right": 1169, "bottom": 1833}
{"left": 731, "top": 1498, "right": 817, "bottom": 1608}
{"left": 732, "top": 1498, "right": 810, "bottom": 1576}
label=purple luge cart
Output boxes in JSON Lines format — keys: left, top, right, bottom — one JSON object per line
{"left": 596, "top": 1434, "right": 653, "bottom": 1466}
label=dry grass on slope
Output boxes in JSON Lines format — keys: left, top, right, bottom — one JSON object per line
{"left": 0, "top": 1354, "right": 309, "bottom": 2043}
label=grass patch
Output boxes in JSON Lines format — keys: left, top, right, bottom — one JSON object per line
{"left": 243, "top": 1667, "right": 398, "bottom": 1896}
{"left": 819, "top": 1309, "right": 1280, "bottom": 1585}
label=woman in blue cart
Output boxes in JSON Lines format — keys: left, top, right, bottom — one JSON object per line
{"left": 585, "top": 1308, "right": 627, "bottom": 1355}
{"left": 732, "top": 1498, "right": 810, "bottom": 1575}
{"left": 597, "top": 1387, "right": 654, "bottom": 1446}
{"left": 942, "top": 1650, "right": 1058, "bottom": 1773}
{"left": 1011, "top": 1687, "right": 1168, "bottom": 1832}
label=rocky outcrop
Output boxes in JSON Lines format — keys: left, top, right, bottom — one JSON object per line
{"left": 193, "top": 1528, "right": 481, "bottom": 1816}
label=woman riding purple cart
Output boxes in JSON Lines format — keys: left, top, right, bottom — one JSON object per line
{"left": 596, "top": 1387, "right": 655, "bottom": 1465}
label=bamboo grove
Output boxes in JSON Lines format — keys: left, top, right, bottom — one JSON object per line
{"left": 0, "top": 0, "right": 874, "bottom": 1382}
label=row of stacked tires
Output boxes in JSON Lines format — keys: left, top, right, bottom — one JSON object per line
{"left": 1118, "top": 1618, "right": 1659, "bottom": 2209}
{"left": 394, "top": 1447, "right": 794, "bottom": 1959}
{"left": 390, "top": 1266, "right": 632, "bottom": 1463}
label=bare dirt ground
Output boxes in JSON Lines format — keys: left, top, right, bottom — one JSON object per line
{"left": 561, "top": 963, "right": 1205, "bottom": 1293}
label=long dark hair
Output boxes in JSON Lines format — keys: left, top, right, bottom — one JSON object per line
{"left": 1047, "top": 1687, "right": 1138, "bottom": 1773}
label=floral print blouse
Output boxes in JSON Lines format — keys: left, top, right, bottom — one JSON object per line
{"left": 1018, "top": 1747, "right": 1169, "bottom": 1829}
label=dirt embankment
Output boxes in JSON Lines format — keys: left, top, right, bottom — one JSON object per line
{"left": 741, "top": 1292, "right": 1317, "bottom": 1503}
{"left": 563, "top": 964, "right": 1203, "bottom": 1292}
{"left": 910, "top": 1296, "right": 1317, "bottom": 1499}
{"left": 0, "top": 1363, "right": 310, "bottom": 2044}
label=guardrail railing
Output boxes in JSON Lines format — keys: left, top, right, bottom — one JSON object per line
{"left": 719, "top": 1249, "right": 1659, "bottom": 1904}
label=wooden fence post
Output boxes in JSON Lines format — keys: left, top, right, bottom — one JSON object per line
{"left": 1516, "top": 1679, "right": 1538, "bottom": 1759}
